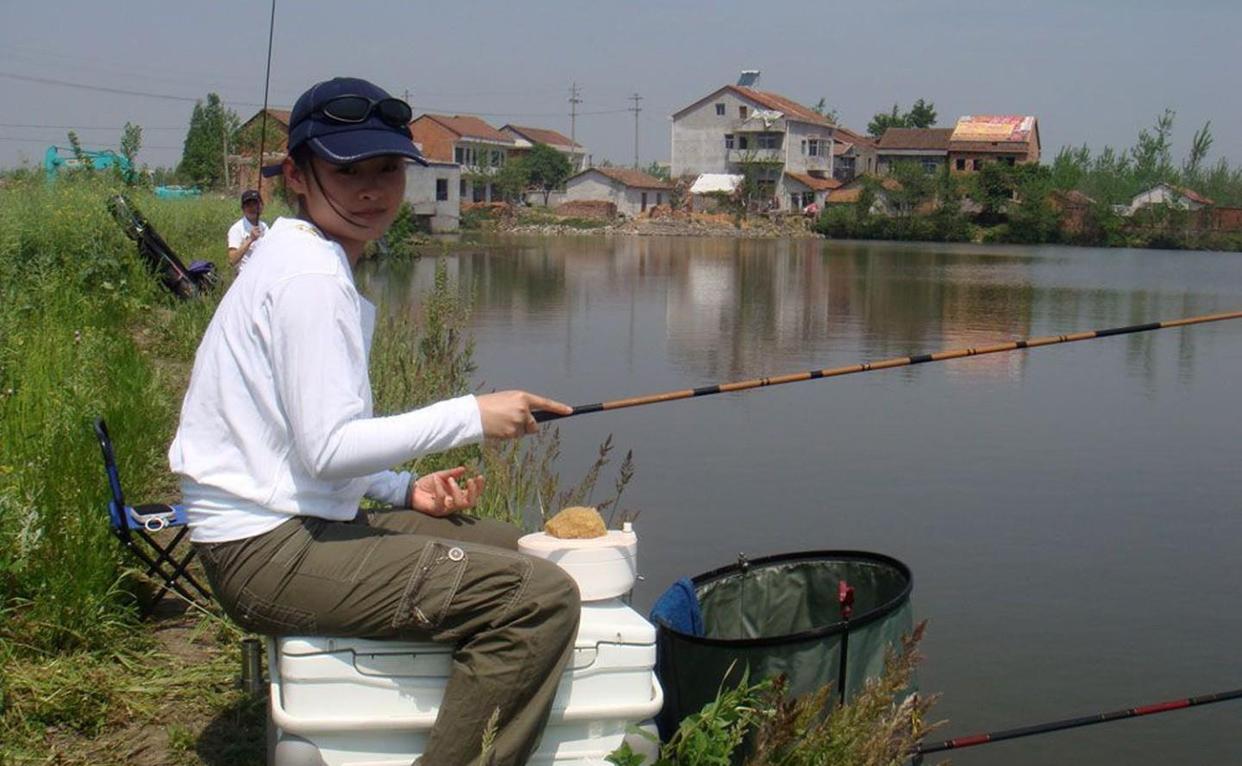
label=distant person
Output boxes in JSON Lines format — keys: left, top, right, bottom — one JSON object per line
{"left": 227, "top": 189, "right": 268, "bottom": 269}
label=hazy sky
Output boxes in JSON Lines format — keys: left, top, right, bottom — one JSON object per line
{"left": 3, "top": 0, "right": 1239, "bottom": 174}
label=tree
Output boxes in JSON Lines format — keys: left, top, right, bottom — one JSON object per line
{"left": 66, "top": 130, "right": 93, "bottom": 170}
{"left": 811, "top": 98, "right": 840, "bottom": 124}
{"left": 525, "top": 143, "right": 573, "bottom": 206}
{"left": 1130, "top": 108, "right": 1175, "bottom": 189}
{"left": 906, "top": 99, "right": 937, "bottom": 128}
{"left": 1183, "top": 121, "right": 1213, "bottom": 179}
{"left": 643, "top": 160, "right": 670, "bottom": 181}
{"left": 492, "top": 156, "right": 531, "bottom": 204}
{"left": 177, "top": 93, "right": 240, "bottom": 189}
{"left": 866, "top": 100, "right": 938, "bottom": 136}
{"left": 867, "top": 105, "right": 905, "bottom": 138}
{"left": 118, "top": 122, "right": 142, "bottom": 185}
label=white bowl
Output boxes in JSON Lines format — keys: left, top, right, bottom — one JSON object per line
{"left": 519, "top": 526, "right": 638, "bottom": 601}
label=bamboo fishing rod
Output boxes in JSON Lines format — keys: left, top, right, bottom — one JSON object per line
{"left": 533, "top": 310, "right": 1242, "bottom": 423}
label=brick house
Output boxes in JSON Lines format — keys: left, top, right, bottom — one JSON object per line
{"left": 947, "top": 115, "right": 1041, "bottom": 173}
{"left": 409, "top": 114, "right": 516, "bottom": 203}
{"left": 875, "top": 128, "right": 953, "bottom": 176}
{"left": 499, "top": 125, "right": 587, "bottom": 172}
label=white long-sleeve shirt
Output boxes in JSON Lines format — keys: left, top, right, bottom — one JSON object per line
{"left": 171, "top": 217, "right": 483, "bottom": 543}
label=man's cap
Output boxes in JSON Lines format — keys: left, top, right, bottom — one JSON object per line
{"left": 261, "top": 77, "right": 426, "bottom": 177}
{"left": 240, "top": 189, "right": 261, "bottom": 205}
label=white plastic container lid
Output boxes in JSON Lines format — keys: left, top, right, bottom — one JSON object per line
{"left": 519, "top": 526, "right": 637, "bottom": 601}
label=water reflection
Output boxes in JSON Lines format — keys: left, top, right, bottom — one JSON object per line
{"left": 358, "top": 237, "right": 1229, "bottom": 387}
{"left": 356, "top": 236, "right": 1242, "bottom": 766}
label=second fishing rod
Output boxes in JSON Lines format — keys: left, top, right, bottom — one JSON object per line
{"left": 533, "top": 310, "right": 1242, "bottom": 423}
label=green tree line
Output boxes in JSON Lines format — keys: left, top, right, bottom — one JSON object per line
{"left": 817, "top": 110, "right": 1242, "bottom": 251}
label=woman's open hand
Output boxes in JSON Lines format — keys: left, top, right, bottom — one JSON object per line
{"left": 410, "top": 467, "right": 484, "bottom": 517}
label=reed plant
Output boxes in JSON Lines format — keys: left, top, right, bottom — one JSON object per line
{"left": 609, "top": 623, "right": 940, "bottom": 766}
{"left": 370, "top": 257, "right": 636, "bottom": 530}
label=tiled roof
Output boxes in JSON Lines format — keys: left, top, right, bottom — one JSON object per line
{"left": 730, "top": 86, "right": 834, "bottom": 127}
{"left": 240, "top": 108, "right": 292, "bottom": 131}
{"left": 1050, "top": 189, "right": 1096, "bottom": 207}
{"left": 833, "top": 126, "right": 876, "bottom": 147}
{"left": 420, "top": 114, "right": 514, "bottom": 144}
{"left": 877, "top": 128, "right": 953, "bottom": 151}
{"left": 785, "top": 172, "right": 842, "bottom": 191}
{"left": 950, "top": 115, "right": 1036, "bottom": 144}
{"left": 1174, "top": 185, "right": 1215, "bottom": 206}
{"left": 574, "top": 167, "right": 673, "bottom": 190}
{"left": 501, "top": 124, "right": 581, "bottom": 149}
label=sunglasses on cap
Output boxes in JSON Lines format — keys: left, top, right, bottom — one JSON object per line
{"left": 315, "top": 95, "right": 413, "bottom": 128}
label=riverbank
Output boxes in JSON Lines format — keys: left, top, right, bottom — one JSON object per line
{"left": 454, "top": 183, "right": 1242, "bottom": 251}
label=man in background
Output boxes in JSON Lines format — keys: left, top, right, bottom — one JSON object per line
{"left": 227, "top": 189, "right": 268, "bottom": 270}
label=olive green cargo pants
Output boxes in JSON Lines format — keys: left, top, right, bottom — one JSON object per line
{"left": 195, "top": 510, "right": 581, "bottom": 766}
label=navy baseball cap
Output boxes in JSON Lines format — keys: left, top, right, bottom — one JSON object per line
{"left": 240, "top": 189, "right": 261, "bottom": 205}
{"left": 262, "top": 77, "right": 426, "bottom": 176}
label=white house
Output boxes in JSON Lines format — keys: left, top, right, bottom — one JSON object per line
{"left": 1127, "top": 183, "right": 1214, "bottom": 216}
{"left": 404, "top": 160, "right": 461, "bottom": 233}
{"left": 671, "top": 71, "right": 836, "bottom": 212}
{"left": 563, "top": 167, "right": 673, "bottom": 218}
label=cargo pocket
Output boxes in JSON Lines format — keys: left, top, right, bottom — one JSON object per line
{"left": 393, "top": 541, "right": 470, "bottom": 632}
{"left": 237, "top": 585, "right": 318, "bottom": 634}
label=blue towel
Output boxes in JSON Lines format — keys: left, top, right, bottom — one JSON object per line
{"left": 649, "top": 577, "right": 703, "bottom": 636}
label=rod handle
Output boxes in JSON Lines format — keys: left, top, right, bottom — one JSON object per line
{"left": 534, "top": 409, "right": 572, "bottom": 423}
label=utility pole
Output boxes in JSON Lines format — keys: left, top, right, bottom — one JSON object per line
{"left": 568, "top": 82, "right": 582, "bottom": 148}
{"left": 221, "top": 110, "right": 230, "bottom": 189}
{"left": 403, "top": 89, "right": 412, "bottom": 106}
{"left": 629, "top": 92, "right": 642, "bottom": 169}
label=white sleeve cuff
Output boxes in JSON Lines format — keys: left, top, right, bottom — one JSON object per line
{"left": 365, "top": 470, "right": 414, "bottom": 507}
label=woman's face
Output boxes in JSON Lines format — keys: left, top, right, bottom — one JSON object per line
{"left": 284, "top": 154, "right": 406, "bottom": 258}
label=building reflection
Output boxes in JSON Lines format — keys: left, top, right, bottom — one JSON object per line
{"left": 356, "top": 237, "right": 1218, "bottom": 387}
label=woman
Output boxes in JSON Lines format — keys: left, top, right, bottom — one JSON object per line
{"left": 171, "top": 77, "right": 579, "bottom": 766}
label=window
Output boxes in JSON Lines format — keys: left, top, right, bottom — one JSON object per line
{"left": 808, "top": 139, "right": 820, "bottom": 157}
{"left": 972, "top": 158, "right": 983, "bottom": 171}
{"left": 921, "top": 158, "right": 939, "bottom": 174}
{"left": 454, "top": 147, "right": 464, "bottom": 164}
{"left": 955, "top": 158, "right": 966, "bottom": 171}
{"left": 1004, "top": 156, "right": 1016, "bottom": 166}
{"left": 459, "top": 179, "right": 466, "bottom": 197}
{"left": 738, "top": 135, "right": 749, "bottom": 150}
{"left": 641, "top": 192, "right": 648, "bottom": 212}
{"left": 757, "top": 133, "right": 779, "bottom": 150}
{"left": 725, "top": 134, "right": 734, "bottom": 150}
{"left": 473, "top": 184, "right": 485, "bottom": 203}
{"left": 739, "top": 105, "right": 748, "bottom": 119}
{"left": 791, "top": 195, "right": 800, "bottom": 210}
{"left": 715, "top": 103, "right": 725, "bottom": 116}
{"left": 801, "top": 140, "right": 807, "bottom": 155}
{"left": 436, "top": 178, "right": 448, "bottom": 201}
{"left": 492, "top": 150, "right": 502, "bottom": 167}
{"left": 657, "top": 192, "right": 663, "bottom": 206}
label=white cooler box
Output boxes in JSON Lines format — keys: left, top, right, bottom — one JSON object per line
{"left": 269, "top": 599, "right": 663, "bottom": 766}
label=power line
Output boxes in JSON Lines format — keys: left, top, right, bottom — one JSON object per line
{"left": 0, "top": 71, "right": 265, "bottom": 108}
{"left": 0, "top": 122, "right": 185, "bottom": 130}
{"left": 0, "top": 136, "right": 183, "bottom": 149}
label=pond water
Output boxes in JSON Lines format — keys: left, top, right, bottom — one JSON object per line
{"left": 358, "top": 235, "right": 1242, "bottom": 765}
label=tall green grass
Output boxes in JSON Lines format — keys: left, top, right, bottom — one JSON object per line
{"left": 0, "top": 177, "right": 241, "bottom": 652}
